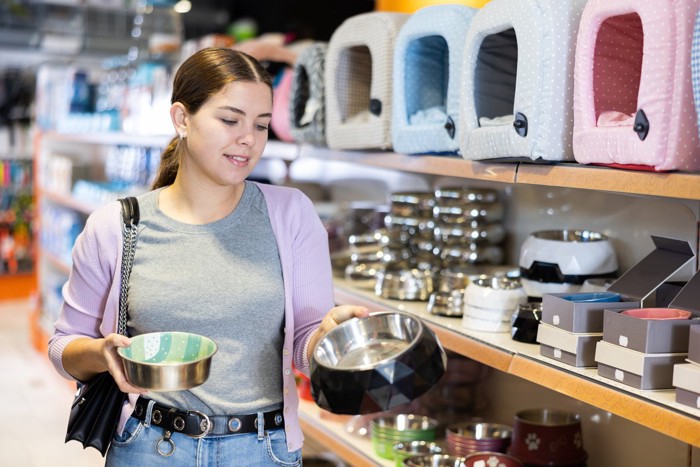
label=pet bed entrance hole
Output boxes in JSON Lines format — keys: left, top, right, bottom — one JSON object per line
{"left": 404, "top": 35, "right": 449, "bottom": 125}
{"left": 474, "top": 28, "right": 518, "bottom": 126}
{"left": 292, "top": 66, "right": 311, "bottom": 128}
{"left": 593, "top": 13, "right": 643, "bottom": 128}
{"left": 336, "top": 45, "right": 372, "bottom": 124}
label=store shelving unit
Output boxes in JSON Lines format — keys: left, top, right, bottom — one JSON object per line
{"left": 290, "top": 144, "right": 700, "bottom": 465}
{"left": 32, "top": 134, "right": 700, "bottom": 465}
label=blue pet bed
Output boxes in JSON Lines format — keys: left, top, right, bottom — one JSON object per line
{"left": 391, "top": 4, "right": 478, "bottom": 155}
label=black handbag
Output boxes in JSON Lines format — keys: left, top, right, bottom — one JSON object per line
{"left": 65, "top": 196, "right": 140, "bottom": 457}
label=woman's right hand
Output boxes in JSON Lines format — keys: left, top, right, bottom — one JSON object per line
{"left": 102, "top": 333, "right": 148, "bottom": 394}
{"left": 63, "top": 335, "right": 147, "bottom": 395}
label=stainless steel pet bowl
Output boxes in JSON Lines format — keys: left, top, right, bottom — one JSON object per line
{"left": 310, "top": 311, "right": 447, "bottom": 415}
{"left": 118, "top": 331, "right": 217, "bottom": 391}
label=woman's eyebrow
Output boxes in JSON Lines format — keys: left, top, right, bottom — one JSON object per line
{"left": 218, "top": 106, "right": 272, "bottom": 119}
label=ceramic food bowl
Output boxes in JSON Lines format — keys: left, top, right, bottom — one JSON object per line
{"left": 508, "top": 408, "right": 587, "bottom": 466}
{"left": 118, "top": 331, "right": 217, "bottom": 391}
{"left": 621, "top": 307, "right": 692, "bottom": 320}
{"left": 519, "top": 229, "right": 618, "bottom": 297}
{"left": 310, "top": 311, "right": 447, "bottom": 415}
{"left": 559, "top": 292, "right": 621, "bottom": 303}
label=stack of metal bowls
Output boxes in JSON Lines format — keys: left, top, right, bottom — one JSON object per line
{"left": 375, "top": 191, "right": 440, "bottom": 301}
{"left": 428, "top": 267, "right": 479, "bottom": 317}
{"left": 383, "top": 190, "right": 438, "bottom": 271}
{"left": 445, "top": 422, "right": 512, "bottom": 457}
{"left": 427, "top": 187, "right": 508, "bottom": 316}
{"left": 344, "top": 229, "right": 389, "bottom": 289}
{"left": 370, "top": 414, "right": 439, "bottom": 460}
{"left": 433, "top": 187, "right": 506, "bottom": 270}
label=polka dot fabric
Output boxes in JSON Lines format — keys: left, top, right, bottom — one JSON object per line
{"left": 325, "top": 12, "right": 410, "bottom": 151}
{"left": 573, "top": 0, "right": 700, "bottom": 172}
{"left": 692, "top": 10, "right": 700, "bottom": 145}
{"left": 391, "top": 4, "right": 478, "bottom": 155}
{"left": 459, "top": 0, "right": 588, "bottom": 162}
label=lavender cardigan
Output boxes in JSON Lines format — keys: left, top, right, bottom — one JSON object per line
{"left": 48, "top": 182, "right": 334, "bottom": 452}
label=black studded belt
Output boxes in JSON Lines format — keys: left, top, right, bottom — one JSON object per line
{"left": 132, "top": 397, "right": 285, "bottom": 437}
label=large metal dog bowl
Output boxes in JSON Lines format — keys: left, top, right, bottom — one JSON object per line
{"left": 310, "top": 311, "right": 447, "bottom": 415}
{"left": 118, "top": 331, "right": 217, "bottom": 391}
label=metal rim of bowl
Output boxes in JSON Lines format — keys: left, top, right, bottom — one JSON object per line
{"left": 446, "top": 422, "right": 513, "bottom": 439}
{"left": 434, "top": 186, "right": 499, "bottom": 204}
{"left": 471, "top": 275, "right": 522, "bottom": 291}
{"left": 312, "top": 311, "right": 426, "bottom": 371}
{"left": 531, "top": 229, "right": 607, "bottom": 243}
{"left": 372, "top": 413, "right": 440, "bottom": 431}
{"left": 515, "top": 408, "right": 581, "bottom": 426}
{"left": 392, "top": 440, "right": 443, "bottom": 454}
{"left": 389, "top": 191, "right": 436, "bottom": 206}
{"left": 118, "top": 331, "right": 218, "bottom": 367}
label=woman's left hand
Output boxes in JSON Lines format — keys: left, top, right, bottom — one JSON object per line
{"left": 307, "top": 305, "right": 370, "bottom": 360}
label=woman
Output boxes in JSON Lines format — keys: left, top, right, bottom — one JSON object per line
{"left": 49, "top": 47, "right": 368, "bottom": 466}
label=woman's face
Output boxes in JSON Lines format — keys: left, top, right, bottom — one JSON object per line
{"left": 181, "top": 80, "right": 273, "bottom": 188}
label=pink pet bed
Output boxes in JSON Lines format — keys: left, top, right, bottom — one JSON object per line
{"left": 573, "top": 0, "right": 700, "bottom": 172}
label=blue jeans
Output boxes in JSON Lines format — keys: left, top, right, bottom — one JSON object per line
{"left": 106, "top": 401, "right": 302, "bottom": 466}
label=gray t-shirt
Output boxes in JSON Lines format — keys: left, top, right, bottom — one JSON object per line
{"left": 127, "top": 182, "right": 285, "bottom": 415}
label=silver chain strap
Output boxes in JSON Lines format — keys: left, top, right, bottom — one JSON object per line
{"left": 117, "top": 207, "right": 138, "bottom": 336}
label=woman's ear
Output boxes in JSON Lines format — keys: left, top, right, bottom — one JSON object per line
{"left": 170, "top": 102, "right": 188, "bottom": 137}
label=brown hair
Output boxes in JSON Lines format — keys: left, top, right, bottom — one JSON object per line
{"left": 151, "top": 48, "right": 274, "bottom": 189}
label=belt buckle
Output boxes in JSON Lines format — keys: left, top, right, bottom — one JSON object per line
{"left": 187, "top": 410, "right": 211, "bottom": 438}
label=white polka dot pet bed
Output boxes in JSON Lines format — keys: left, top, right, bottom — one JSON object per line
{"left": 458, "top": 0, "right": 588, "bottom": 163}
{"left": 574, "top": 0, "right": 700, "bottom": 172}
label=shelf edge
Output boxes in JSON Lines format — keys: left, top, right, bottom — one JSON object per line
{"left": 509, "top": 355, "right": 700, "bottom": 448}
{"left": 298, "top": 399, "right": 391, "bottom": 467}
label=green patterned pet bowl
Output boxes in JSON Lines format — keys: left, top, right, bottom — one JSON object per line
{"left": 118, "top": 332, "right": 218, "bottom": 391}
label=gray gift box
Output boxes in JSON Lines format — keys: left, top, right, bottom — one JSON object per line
{"left": 602, "top": 236, "right": 698, "bottom": 354}
{"left": 595, "top": 341, "right": 687, "bottom": 390}
{"left": 542, "top": 236, "right": 693, "bottom": 334}
{"left": 541, "top": 293, "right": 633, "bottom": 333}
{"left": 675, "top": 387, "right": 700, "bottom": 410}
{"left": 688, "top": 326, "right": 700, "bottom": 365}
{"left": 672, "top": 362, "right": 700, "bottom": 393}
{"left": 537, "top": 322, "right": 601, "bottom": 367}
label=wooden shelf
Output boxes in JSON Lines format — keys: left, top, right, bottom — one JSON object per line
{"left": 298, "top": 145, "right": 518, "bottom": 184}
{"left": 509, "top": 356, "right": 700, "bottom": 447}
{"left": 332, "top": 278, "right": 700, "bottom": 448}
{"left": 298, "top": 144, "right": 700, "bottom": 200}
{"left": 516, "top": 163, "right": 700, "bottom": 200}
